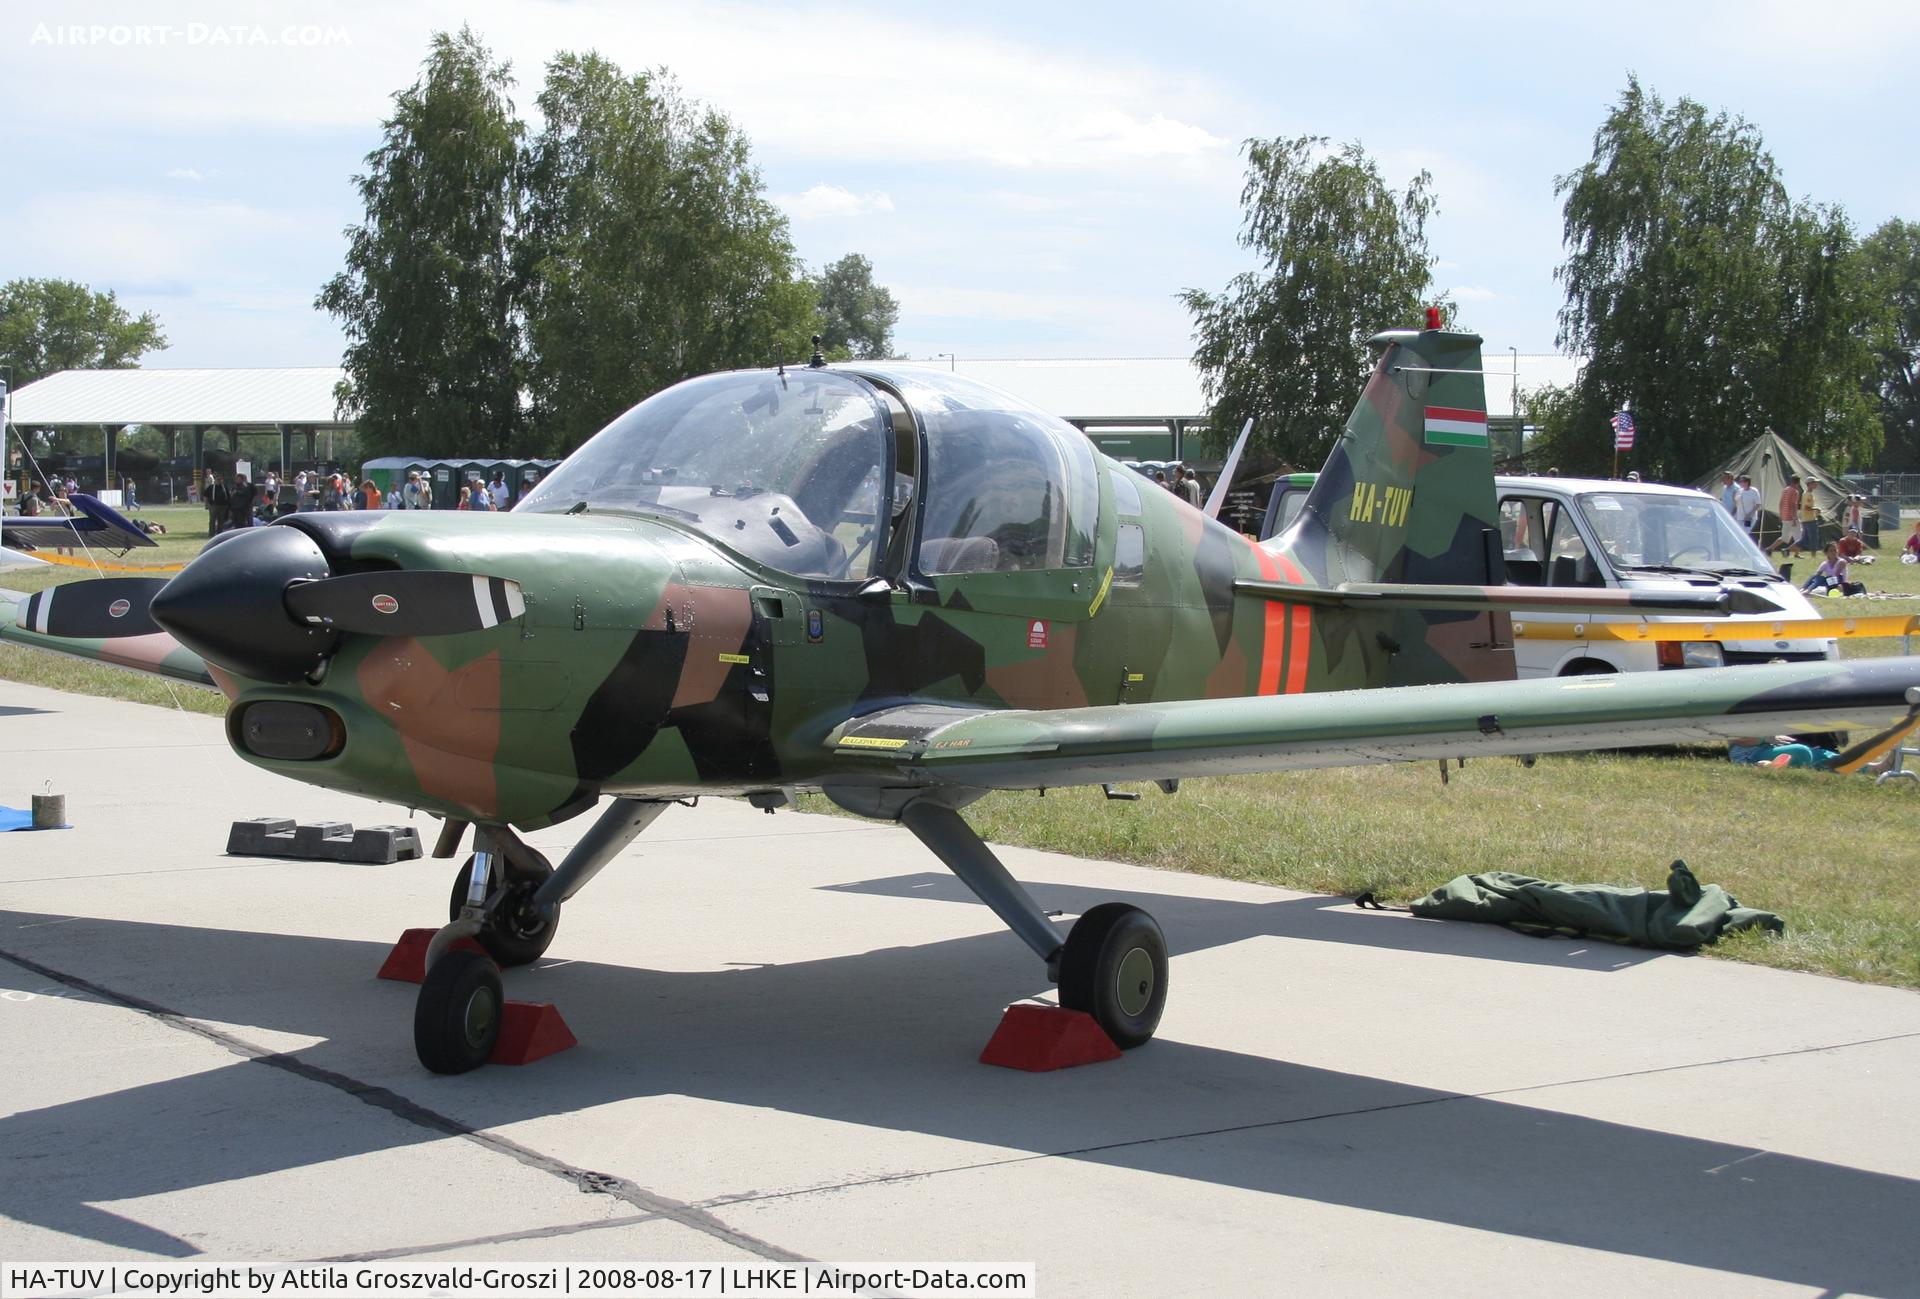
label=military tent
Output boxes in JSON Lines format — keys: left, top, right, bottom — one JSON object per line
{"left": 1692, "top": 430, "right": 1864, "bottom": 549}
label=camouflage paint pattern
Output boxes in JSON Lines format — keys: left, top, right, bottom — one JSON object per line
{"left": 7, "top": 325, "right": 1919, "bottom": 833}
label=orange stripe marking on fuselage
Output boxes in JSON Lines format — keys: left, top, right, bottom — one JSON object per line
{"left": 1268, "top": 550, "right": 1314, "bottom": 694}
{"left": 1245, "top": 540, "right": 1287, "bottom": 696}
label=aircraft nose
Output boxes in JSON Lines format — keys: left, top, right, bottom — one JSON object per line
{"left": 151, "top": 525, "right": 339, "bottom": 683}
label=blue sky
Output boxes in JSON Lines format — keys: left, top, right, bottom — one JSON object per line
{"left": 5, "top": 0, "right": 1915, "bottom": 371}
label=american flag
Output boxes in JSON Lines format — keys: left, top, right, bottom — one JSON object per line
{"left": 1610, "top": 409, "right": 1636, "bottom": 450}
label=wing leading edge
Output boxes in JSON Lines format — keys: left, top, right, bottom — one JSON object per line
{"left": 826, "top": 657, "right": 1920, "bottom": 790}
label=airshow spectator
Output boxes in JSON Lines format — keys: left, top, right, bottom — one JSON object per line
{"left": 1845, "top": 494, "right": 1866, "bottom": 533}
{"left": 488, "top": 472, "right": 509, "bottom": 509}
{"left": 456, "top": 485, "right": 473, "bottom": 510}
{"left": 1774, "top": 476, "right": 1802, "bottom": 556}
{"left": 1177, "top": 467, "right": 1203, "bottom": 508}
{"left": 228, "top": 474, "right": 258, "bottom": 531}
{"left": 402, "top": 471, "right": 425, "bottom": 509}
{"left": 1718, "top": 471, "right": 1738, "bottom": 514}
{"left": 204, "top": 472, "right": 229, "bottom": 535}
{"left": 1797, "top": 485, "right": 1821, "bottom": 555}
{"left": 1802, "top": 542, "right": 1864, "bottom": 597}
{"left": 1905, "top": 519, "right": 1920, "bottom": 561}
{"left": 360, "top": 478, "right": 381, "bottom": 511}
{"left": 1837, "top": 530, "right": 1873, "bottom": 564}
{"left": 1734, "top": 474, "right": 1762, "bottom": 536}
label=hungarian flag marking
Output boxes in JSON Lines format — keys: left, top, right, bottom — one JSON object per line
{"left": 1423, "top": 405, "right": 1488, "bottom": 447}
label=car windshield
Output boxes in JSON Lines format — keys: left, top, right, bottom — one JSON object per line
{"left": 517, "top": 371, "right": 891, "bottom": 581}
{"left": 1576, "top": 491, "right": 1773, "bottom": 573}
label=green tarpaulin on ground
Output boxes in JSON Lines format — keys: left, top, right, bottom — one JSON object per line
{"left": 1408, "top": 860, "right": 1782, "bottom": 949}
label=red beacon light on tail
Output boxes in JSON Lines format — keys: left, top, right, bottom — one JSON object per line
{"left": 1424, "top": 306, "right": 1443, "bottom": 331}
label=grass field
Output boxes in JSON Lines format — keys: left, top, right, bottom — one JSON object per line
{"left": 6, "top": 503, "right": 1919, "bottom": 985}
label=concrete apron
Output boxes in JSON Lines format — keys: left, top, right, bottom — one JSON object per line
{"left": 2, "top": 679, "right": 1918, "bottom": 1295}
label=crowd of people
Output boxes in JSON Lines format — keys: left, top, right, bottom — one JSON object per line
{"left": 196, "top": 467, "right": 518, "bottom": 535}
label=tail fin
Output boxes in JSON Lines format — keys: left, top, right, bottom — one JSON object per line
{"left": 1271, "top": 326, "right": 1501, "bottom": 588}
{"left": 1262, "top": 323, "right": 1513, "bottom": 687}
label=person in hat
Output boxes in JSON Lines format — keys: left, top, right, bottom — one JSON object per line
{"left": 402, "top": 471, "right": 425, "bottom": 510}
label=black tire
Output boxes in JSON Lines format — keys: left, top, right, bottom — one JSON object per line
{"left": 1057, "top": 902, "right": 1168, "bottom": 1049}
{"left": 448, "top": 857, "right": 560, "bottom": 967}
{"left": 414, "top": 948, "right": 503, "bottom": 1074}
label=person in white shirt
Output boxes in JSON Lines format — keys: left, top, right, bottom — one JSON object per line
{"left": 1734, "top": 474, "right": 1762, "bottom": 537}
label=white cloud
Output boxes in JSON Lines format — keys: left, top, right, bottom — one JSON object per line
{"left": 164, "top": 167, "right": 205, "bottom": 181}
{"left": 1449, "top": 285, "right": 1497, "bottom": 302}
{"left": 777, "top": 184, "right": 894, "bottom": 220}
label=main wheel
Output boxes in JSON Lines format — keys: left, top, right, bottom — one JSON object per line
{"left": 448, "top": 857, "right": 560, "bottom": 967}
{"left": 1057, "top": 902, "right": 1168, "bottom": 1049}
{"left": 414, "top": 948, "right": 504, "bottom": 1074}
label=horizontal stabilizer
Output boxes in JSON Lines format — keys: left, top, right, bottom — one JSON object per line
{"left": 1234, "top": 578, "right": 1782, "bottom": 617}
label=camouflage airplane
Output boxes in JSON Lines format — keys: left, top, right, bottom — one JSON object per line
{"left": 7, "top": 321, "right": 1919, "bottom": 1074}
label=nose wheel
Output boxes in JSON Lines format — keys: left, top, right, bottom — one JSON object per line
{"left": 448, "top": 856, "right": 560, "bottom": 967}
{"left": 414, "top": 949, "right": 504, "bottom": 1074}
{"left": 1057, "top": 903, "right": 1168, "bottom": 1049}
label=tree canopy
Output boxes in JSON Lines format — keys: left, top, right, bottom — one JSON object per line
{"left": 813, "top": 253, "right": 900, "bottom": 360}
{"left": 519, "top": 54, "right": 815, "bottom": 451}
{"left": 1861, "top": 218, "right": 1920, "bottom": 471}
{"left": 1545, "top": 77, "right": 1883, "bottom": 477}
{"left": 321, "top": 30, "right": 888, "bottom": 460}
{"left": 1182, "top": 136, "right": 1440, "bottom": 467}
{"left": 317, "top": 27, "right": 525, "bottom": 460}
{"left": 0, "top": 278, "right": 168, "bottom": 389}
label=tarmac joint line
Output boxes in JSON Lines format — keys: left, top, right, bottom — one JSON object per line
{"left": 0, "top": 943, "right": 810, "bottom": 1265}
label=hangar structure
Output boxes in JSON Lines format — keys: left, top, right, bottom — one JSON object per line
{"left": 6, "top": 366, "right": 351, "bottom": 493}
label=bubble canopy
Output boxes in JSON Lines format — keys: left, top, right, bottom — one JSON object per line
{"left": 517, "top": 367, "right": 1100, "bottom": 582}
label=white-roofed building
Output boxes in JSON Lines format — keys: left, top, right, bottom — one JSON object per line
{"left": 4, "top": 348, "right": 1585, "bottom": 492}
{"left": 6, "top": 366, "right": 352, "bottom": 492}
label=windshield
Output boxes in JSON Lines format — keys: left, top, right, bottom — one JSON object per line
{"left": 1575, "top": 491, "right": 1774, "bottom": 574}
{"left": 517, "top": 371, "right": 891, "bottom": 581}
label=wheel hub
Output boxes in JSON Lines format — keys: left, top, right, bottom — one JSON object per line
{"left": 1115, "top": 946, "right": 1155, "bottom": 1017}
{"left": 462, "top": 987, "right": 498, "bottom": 1048}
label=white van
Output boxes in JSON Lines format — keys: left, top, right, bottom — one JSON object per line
{"left": 1260, "top": 474, "right": 1836, "bottom": 678}
{"left": 1492, "top": 476, "right": 1835, "bottom": 677}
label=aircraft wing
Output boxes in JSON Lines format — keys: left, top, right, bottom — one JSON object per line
{"left": 0, "top": 591, "right": 214, "bottom": 687}
{"left": 1, "top": 494, "right": 158, "bottom": 554}
{"left": 826, "top": 657, "right": 1920, "bottom": 790}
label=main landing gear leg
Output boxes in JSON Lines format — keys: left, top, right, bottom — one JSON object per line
{"left": 899, "top": 798, "right": 1168, "bottom": 1049}
{"left": 414, "top": 799, "right": 672, "bottom": 1074}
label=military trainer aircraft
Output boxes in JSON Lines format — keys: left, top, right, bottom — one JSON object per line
{"left": 7, "top": 320, "right": 1919, "bottom": 1073}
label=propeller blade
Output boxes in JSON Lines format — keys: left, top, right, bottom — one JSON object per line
{"left": 15, "top": 578, "right": 170, "bottom": 639}
{"left": 282, "top": 571, "right": 526, "bottom": 637}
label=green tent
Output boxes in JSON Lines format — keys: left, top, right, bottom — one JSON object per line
{"left": 1692, "top": 430, "right": 1860, "bottom": 548}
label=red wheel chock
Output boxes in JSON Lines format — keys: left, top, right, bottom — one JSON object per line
{"left": 376, "top": 927, "right": 485, "bottom": 983}
{"left": 979, "top": 1002, "right": 1122, "bottom": 1071}
{"left": 378, "top": 928, "right": 578, "bottom": 1066}
{"left": 490, "top": 1001, "right": 577, "bottom": 1065}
